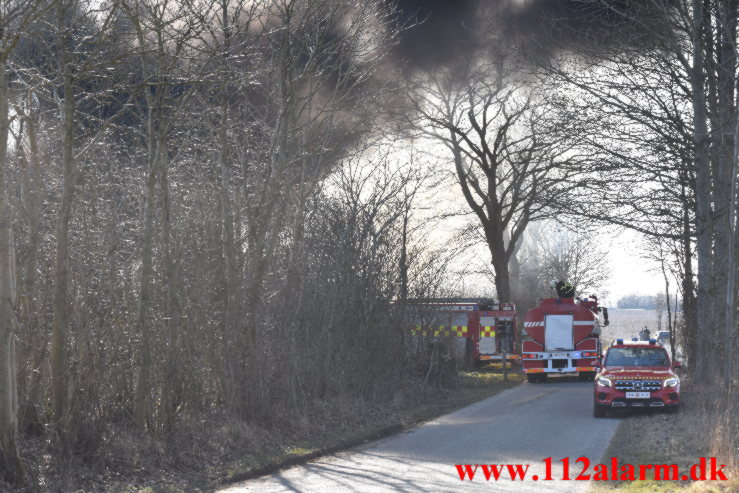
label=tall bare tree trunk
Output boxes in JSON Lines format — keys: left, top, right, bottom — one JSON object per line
{"left": 662, "top": 258, "right": 677, "bottom": 362}
{"left": 681, "top": 185, "right": 698, "bottom": 361}
{"left": 488, "top": 221, "right": 512, "bottom": 302}
{"left": 128, "top": 5, "right": 162, "bottom": 431}
{"left": 730, "top": 60, "right": 739, "bottom": 386}
{"left": 691, "top": 0, "right": 713, "bottom": 383}
{"left": 399, "top": 210, "right": 409, "bottom": 300}
{"left": 160, "top": 143, "right": 178, "bottom": 432}
{"left": 51, "top": 2, "right": 76, "bottom": 434}
{"left": 217, "top": 0, "right": 239, "bottom": 412}
{"left": 133, "top": 112, "right": 157, "bottom": 430}
{"left": 0, "top": 54, "right": 24, "bottom": 486}
{"left": 19, "top": 95, "right": 45, "bottom": 434}
{"left": 715, "top": 0, "right": 738, "bottom": 382}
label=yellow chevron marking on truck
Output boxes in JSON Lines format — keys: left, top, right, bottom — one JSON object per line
{"left": 480, "top": 326, "right": 496, "bottom": 337}
{"left": 411, "top": 325, "right": 468, "bottom": 337}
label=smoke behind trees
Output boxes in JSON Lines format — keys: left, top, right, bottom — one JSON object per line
{"left": 394, "top": 0, "right": 671, "bottom": 69}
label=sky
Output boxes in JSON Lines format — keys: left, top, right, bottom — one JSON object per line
{"left": 601, "top": 229, "right": 666, "bottom": 305}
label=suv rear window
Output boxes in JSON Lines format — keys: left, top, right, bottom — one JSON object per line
{"left": 605, "top": 347, "right": 669, "bottom": 367}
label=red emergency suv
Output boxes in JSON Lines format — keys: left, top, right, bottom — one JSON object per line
{"left": 593, "top": 339, "right": 682, "bottom": 418}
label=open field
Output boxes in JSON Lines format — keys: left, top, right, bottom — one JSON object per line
{"left": 603, "top": 309, "right": 663, "bottom": 344}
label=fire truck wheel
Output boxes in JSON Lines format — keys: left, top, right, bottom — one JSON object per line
{"left": 594, "top": 402, "right": 607, "bottom": 418}
{"left": 526, "top": 374, "right": 539, "bottom": 383}
{"left": 579, "top": 372, "right": 595, "bottom": 381}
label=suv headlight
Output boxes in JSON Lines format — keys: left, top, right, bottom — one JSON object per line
{"left": 663, "top": 377, "right": 680, "bottom": 388}
{"left": 596, "top": 376, "right": 613, "bottom": 388}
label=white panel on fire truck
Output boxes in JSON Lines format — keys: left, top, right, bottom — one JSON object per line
{"left": 479, "top": 336, "right": 495, "bottom": 355}
{"left": 544, "top": 314, "right": 574, "bottom": 351}
{"left": 454, "top": 314, "right": 468, "bottom": 326}
{"left": 478, "top": 316, "right": 496, "bottom": 355}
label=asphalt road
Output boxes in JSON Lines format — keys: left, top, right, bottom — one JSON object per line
{"left": 219, "top": 380, "right": 621, "bottom": 493}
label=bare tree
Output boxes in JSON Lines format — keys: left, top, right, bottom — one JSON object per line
{"left": 518, "top": 222, "right": 611, "bottom": 305}
{"left": 29, "top": 0, "right": 129, "bottom": 441}
{"left": 119, "top": 0, "right": 211, "bottom": 431}
{"left": 408, "top": 58, "right": 587, "bottom": 303}
{"left": 545, "top": 0, "right": 737, "bottom": 383}
{"left": 13, "top": 92, "right": 44, "bottom": 435}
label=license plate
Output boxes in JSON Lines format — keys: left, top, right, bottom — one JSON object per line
{"left": 550, "top": 353, "right": 567, "bottom": 358}
{"left": 625, "top": 392, "right": 650, "bottom": 399}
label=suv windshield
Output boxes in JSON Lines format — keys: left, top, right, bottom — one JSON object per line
{"left": 605, "top": 347, "right": 669, "bottom": 367}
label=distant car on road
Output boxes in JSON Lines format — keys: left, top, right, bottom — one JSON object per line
{"left": 657, "top": 330, "right": 670, "bottom": 342}
{"left": 592, "top": 339, "right": 681, "bottom": 418}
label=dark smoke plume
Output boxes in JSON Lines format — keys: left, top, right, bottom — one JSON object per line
{"left": 394, "top": 0, "right": 670, "bottom": 69}
{"left": 394, "top": 0, "right": 479, "bottom": 68}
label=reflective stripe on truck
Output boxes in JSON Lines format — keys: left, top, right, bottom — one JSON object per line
{"left": 524, "top": 367, "right": 593, "bottom": 373}
{"left": 521, "top": 351, "right": 599, "bottom": 359}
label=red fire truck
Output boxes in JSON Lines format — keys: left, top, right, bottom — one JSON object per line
{"left": 521, "top": 289, "right": 608, "bottom": 383}
{"left": 404, "top": 299, "right": 517, "bottom": 365}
